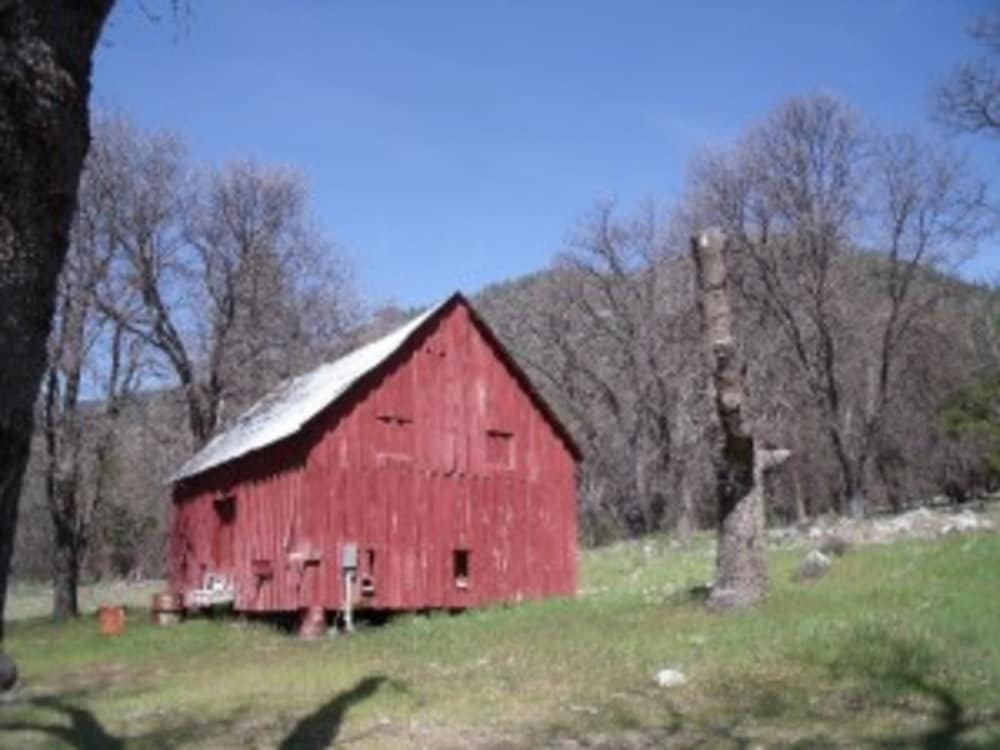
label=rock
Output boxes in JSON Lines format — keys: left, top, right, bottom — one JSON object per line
{"left": 796, "top": 549, "right": 832, "bottom": 581}
{"left": 942, "top": 510, "right": 982, "bottom": 535}
{"left": 654, "top": 668, "right": 687, "bottom": 688}
{"left": 0, "top": 653, "right": 17, "bottom": 692}
{"left": 819, "top": 534, "right": 851, "bottom": 557}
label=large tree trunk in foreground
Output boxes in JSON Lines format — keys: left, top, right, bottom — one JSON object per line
{"left": 691, "top": 229, "right": 789, "bottom": 611}
{"left": 0, "top": 0, "right": 114, "bottom": 657}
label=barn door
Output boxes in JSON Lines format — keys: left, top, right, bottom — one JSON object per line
{"left": 212, "top": 496, "right": 236, "bottom": 569}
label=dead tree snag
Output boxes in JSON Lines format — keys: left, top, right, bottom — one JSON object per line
{"left": 691, "top": 229, "right": 789, "bottom": 611}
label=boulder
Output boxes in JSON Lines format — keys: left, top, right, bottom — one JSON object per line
{"left": 654, "top": 668, "right": 687, "bottom": 688}
{"left": 795, "top": 549, "right": 832, "bottom": 581}
{"left": 819, "top": 534, "right": 851, "bottom": 557}
{"left": 942, "top": 510, "right": 983, "bottom": 535}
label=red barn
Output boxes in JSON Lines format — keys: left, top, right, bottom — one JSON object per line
{"left": 169, "top": 293, "right": 579, "bottom": 630}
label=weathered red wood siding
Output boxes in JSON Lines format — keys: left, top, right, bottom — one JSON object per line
{"left": 169, "top": 299, "right": 578, "bottom": 613}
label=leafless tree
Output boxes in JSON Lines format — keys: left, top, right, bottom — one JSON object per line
{"left": 41, "top": 143, "right": 148, "bottom": 619}
{"left": 688, "top": 93, "right": 989, "bottom": 517}
{"left": 92, "top": 117, "right": 358, "bottom": 450}
{"left": 479, "top": 202, "right": 710, "bottom": 541}
{"left": 43, "top": 286, "right": 144, "bottom": 618}
{"left": 934, "top": 11, "right": 1000, "bottom": 138}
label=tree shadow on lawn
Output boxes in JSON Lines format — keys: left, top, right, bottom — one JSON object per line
{"left": 0, "top": 675, "right": 389, "bottom": 749}
{"left": 0, "top": 692, "right": 249, "bottom": 749}
{"left": 865, "top": 663, "right": 1000, "bottom": 749}
{"left": 278, "top": 675, "right": 387, "bottom": 749}
{"left": 826, "top": 626, "right": 1000, "bottom": 748}
{"left": 0, "top": 695, "right": 126, "bottom": 749}
{"left": 537, "top": 627, "right": 1000, "bottom": 749}
{"left": 899, "top": 678, "right": 1000, "bottom": 749}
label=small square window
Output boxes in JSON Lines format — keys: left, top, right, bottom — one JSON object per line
{"left": 375, "top": 414, "right": 414, "bottom": 461}
{"left": 486, "top": 429, "right": 514, "bottom": 467}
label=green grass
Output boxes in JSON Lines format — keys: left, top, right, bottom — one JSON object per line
{"left": 2, "top": 531, "right": 1000, "bottom": 748}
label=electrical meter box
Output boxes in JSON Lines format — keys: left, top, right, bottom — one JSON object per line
{"left": 341, "top": 543, "right": 358, "bottom": 571}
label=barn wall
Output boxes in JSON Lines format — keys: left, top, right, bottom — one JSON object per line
{"left": 170, "top": 300, "right": 578, "bottom": 613}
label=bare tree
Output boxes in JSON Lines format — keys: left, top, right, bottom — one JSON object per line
{"left": 554, "top": 203, "right": 682, "bottom": 536}
{"left": 92, "top": 117, "right": 358, "bottom": 450}
{"left": 477, "top": 202, "right": 711, "bottom": 542}
{"left": 934, "top": 11, "right": 1000, "bottom": 138}
{"left": 184, "top": 159, "right": 359, "bottom": 430}
{"left": 0, "top": 1, "right": 115, "bottom": 682}
{"left": 689, "top": 94, "right": 989, "bottom": 517}
{"left": 691, "top": 229, "right": 788, "bottom": 611}
{"left": 42, "top": 147, "right": 146, "bottom": 619}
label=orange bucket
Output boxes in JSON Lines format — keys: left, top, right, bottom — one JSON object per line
{"left": 98, "top": 605, "right": 126, "bottom": 636}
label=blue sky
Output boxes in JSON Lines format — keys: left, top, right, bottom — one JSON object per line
{"left": 94, "top": 1, "right": 998, "bottom": 308}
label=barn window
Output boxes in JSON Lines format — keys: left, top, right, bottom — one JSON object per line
{"left": 453, "top": 549, "right": 470, "bottom": 589}
{"left": 375, "top": 414, "right": 414, "bottom": 461}
{"left": 251, "top": 559, "right": 274, "bottom": 580}
{"left": 486, "top": 429, "right": 514, "bottom": 468}
{"left": 212, "top": 496, "right": 236, "bottom": 568}
{"left": 360, "top": 547, "right": 376, "bottom": 597}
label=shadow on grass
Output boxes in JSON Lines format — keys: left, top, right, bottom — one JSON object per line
{"left": 832, "top": 627, "right": 1000, "bottom": 749}
{"left": 539, "top": 626, "right": 1000, "bottom": 749}
{"left": 278, "top": 675, "right": 386, "bottom": 749}
{"left": 888, "top": 676, "right": 995, "bottom": 749}
{"left": 869, "top": 665, "right": 1000, "bottom": 749}
{"left": 0, "top": 695, "right": 125, "bottom": 749}
{"left": 0, "top": 675, "right": 388, "bottom": 749}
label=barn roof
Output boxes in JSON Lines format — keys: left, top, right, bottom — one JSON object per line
{"left": 172, "top": 293, "right": 579, "bottom": 483}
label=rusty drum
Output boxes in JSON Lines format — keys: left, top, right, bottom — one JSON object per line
{"left": 98, "top": 605, "right": 126, "bottom": 636}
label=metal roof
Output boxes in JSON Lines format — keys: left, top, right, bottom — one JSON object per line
{"left": 171, "top": 298, "right": 448, "bottom": 483}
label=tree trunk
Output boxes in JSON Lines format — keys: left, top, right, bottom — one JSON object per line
{"left": 841, "top": 458, "right": 867, "bottom": 520}
{"left": 0, "top": 0, "right": 114, "bottom": 656}
{"left": 51, "top": 521, "right": 81, "bottom": 620}
{"left": 826, "top": 420, "right": 870, "bottom": 518}
{"left": 691, "top": 229, "right": 789, "bottom": 611}
{"left": 792, "top": 463, "right": 808, "bottom": 524}
{"left": 675, "top": 476, "right": 696, "bottom": 539}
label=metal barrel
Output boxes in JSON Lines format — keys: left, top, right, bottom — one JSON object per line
{"left": 151, "top": 592, "right": 184, "bottom": 626}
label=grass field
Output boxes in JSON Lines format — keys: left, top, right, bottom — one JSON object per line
{"left": 2, "top": 528, "right": 999, "bottom": 748}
